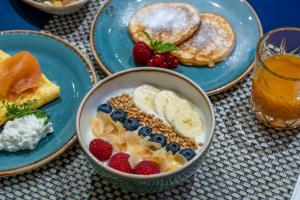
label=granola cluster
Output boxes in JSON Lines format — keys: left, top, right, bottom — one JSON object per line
{"left": 108, "top": 93, "right": 200, "bottom": 149}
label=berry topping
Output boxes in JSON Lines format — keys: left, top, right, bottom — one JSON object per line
{"left": 138, "top": 126, "right": 152, "bottom": 137}
{"left": 147, "top": 58, "right": 157, "bottom": 67}
{"left": 162, "top": 53, "right": 179, "bottom": 69}
{"left": 168, "top": 58, "right": 179, "bottom": 69}
{"left": 110, "top": 152, "right": 130, "bottom": 161}
{"left": 97, "top": 103, "right": 113, "bottom": 113}
{"left": 108, "top": 152, "right": 132, "bottom": 173}
{"left": 110, "top": 109, "right": 127, "bottom": 123}
{"left": 134, "top": 160, "right": 160, "bottom": 175}
{"left": 179, "top": 148, "right": 196, "bottom": 161}
{"left": 133, "top": 41, "right": 152, "bottom": 65}
{"left": 89, "top": 139, "right": 113, "bottom": 161}
{"left": 166, "top": 142, "right": 181, "bottom": 154}
{"left": 163, "top": 53, "right": 175, "bottom": 62}
{"left": 150, "top": 134, "right": 167, "bottom": 147}
{"left": 159, "top": 62, "right": 169, "bottom": 69}
{"left": 153, "top": 54, "right": 164, "bottom": 65}
{"left": 123, "top": 117, "right": 140, "bottom": 131}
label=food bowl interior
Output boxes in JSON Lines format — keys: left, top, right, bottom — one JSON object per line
{"left": 78, "top": 69, "right": 214, "bottom": 164}
{"left": 23, "top": 0, "right": 89, "bottom": 15}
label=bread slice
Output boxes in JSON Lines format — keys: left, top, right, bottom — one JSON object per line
{"left": 172, "top": 13, "right": 236, "bottom": 67}
{"left": 128, "top": 2, "right": 201, "bottom": 45}
{"left": 0, "top": 50, "right": 60, "bottom": 125}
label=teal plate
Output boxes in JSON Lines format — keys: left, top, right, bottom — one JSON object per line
{"left": 90, "top": 0, "right": 263, "bottom": 95}
{"left": 0, "top": 30, "right": 97, "bottom": 176}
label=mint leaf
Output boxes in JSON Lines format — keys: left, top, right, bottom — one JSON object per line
{"left": 142, "top": 31, "right": 179, "bottom": 53}
{"left": 142, "top": 31, "right": 154, "bottom": 47}
{"left": 154, "top": 43, "right": 179, "bottom": 54}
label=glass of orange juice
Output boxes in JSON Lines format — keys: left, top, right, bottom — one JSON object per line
{"left": 252, "top": 27, "right": 300, "bottom": 129}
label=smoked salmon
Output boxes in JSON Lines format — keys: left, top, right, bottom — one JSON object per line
{"left": 0, "top": 51, "right": 42, "bottom": 97}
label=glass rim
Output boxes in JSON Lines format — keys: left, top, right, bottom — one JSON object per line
{"left": 256, "top": 27, "right": 300, "bottom": 82}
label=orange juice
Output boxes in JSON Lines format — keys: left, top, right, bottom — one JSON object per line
{"left": 252, "top": 54, "right": 300, "bottom": 127}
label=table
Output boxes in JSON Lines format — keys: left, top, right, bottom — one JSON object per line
{"left": 0, "top": 0, "right": 300, "bottom": 199}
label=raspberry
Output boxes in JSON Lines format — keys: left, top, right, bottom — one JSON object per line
{"left": 153, "top": 54, "right": 164, "bottom": 65}
{"left": 159, "top": 62, "right": 169, "bottom": 69}
{"left": 89, "top": 139, "right": 113, "bottom": 161}
{"left": 147, "top": 58, "right": 157, "bottom": 67}
{"left": 111, "top": 152, "right": 130, "bottom": 160}
{"left": 134, "top": 161, "right": 160, "bottom": 175}
{"left": 168, "top": 58, "right": 179, "bottom": 69}
{"left": 133, "top": 41, "right": 152, "bottom": 65}
{"left": 162, "top": 52, "right": 174, "bottom": 63}
{"left": 108, "top": 153, "right": 132, "bottom": 173}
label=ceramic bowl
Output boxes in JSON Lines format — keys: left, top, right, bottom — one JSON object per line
{"left": 22, "top": 0, "right": 89, "bottom": 15}
{"left": 76, "top": 68, "right": 215, "bottom": 193}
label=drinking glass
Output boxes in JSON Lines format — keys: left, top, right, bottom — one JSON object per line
{"left": 251, "top": 27, "right": 300, "bottom": 129}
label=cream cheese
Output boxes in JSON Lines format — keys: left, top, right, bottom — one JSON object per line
{"left": 0, "top": 115, "right": 53, "bottom": 152}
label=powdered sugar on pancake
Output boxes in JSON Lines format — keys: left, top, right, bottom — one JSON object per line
{"left": 190, "top": 19, "right": 232, "bottom": 52}
{"left": 131, "top": 4, "right": 200, "bottom": 31}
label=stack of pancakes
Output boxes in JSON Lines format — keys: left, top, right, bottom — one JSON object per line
{"left": 128, "top": 2, "right": 236, "bottom": 67}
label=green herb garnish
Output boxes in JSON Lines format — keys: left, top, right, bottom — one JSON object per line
{"left": 143, "top": 31, "right": 179, "bottom": 54}
{"left": 2, "top": 100, "right": 50, "bottom": 124}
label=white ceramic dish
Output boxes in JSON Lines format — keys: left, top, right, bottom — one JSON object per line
{"left": 76, "top": 67, "right": 215, "bottom": 193}
{"left": 23, "top": 0, "right": 89, "bottom": 15}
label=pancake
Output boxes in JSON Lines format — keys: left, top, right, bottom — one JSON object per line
{"left": 128, "top": 3, "right": 201, "bottom": 45}
{"left": 173, "top": 13, "right": 236, "bottom": 67}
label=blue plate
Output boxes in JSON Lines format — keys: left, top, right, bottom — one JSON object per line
{"left": 0, "top": 30, "right": 97, "bottom": 176}
{"left": 90, "top": 0, "right": 263, "bottom": 95}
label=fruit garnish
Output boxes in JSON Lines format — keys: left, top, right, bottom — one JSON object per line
{"left": 98, "top": 103, "right": 113, "bottom": 113}
{"left": 2, "top": 99, "right": 50, "bottom": 124}
{"left": 153, "top": 54, "right": 164, "bottom": 65}
{"left": 110, "top": 152, "right": 130, "bottom": 160}
{"left": 108, "top": 152, "right": 132, "bottom": 173}
{"left": 133, "top": 41, "right": 152, "bottom": 65}
{"left": 138, "top": 126, "right": 152, "bottom": 137}
{"left": 134, "top": 160, "right": 160, "bottom": 175}
{"left": 89, "top": 139, "right": 113, "bottom": 161}
{"left": 179, "top": 148, "right": 196, "bottom": 161}
{"left": 147, "top": 58, "right": 157, "bottom": 67}
{"left": 143, "top": 31, "right": 179, "bottom": 54}
{"left": 150, "top": 134, "right": 167, "bottom": 147}
{"left": 110, "top": 109, "right": 127, "bottom": 123}
{"left": 123, "top": 117, "right": 140, "bottom": 131}
{"left": 166, "top": 142, "right": 181, "bottom": 154}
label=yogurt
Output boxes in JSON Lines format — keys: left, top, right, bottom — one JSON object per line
{"left": 0, "top": 115, "right": 53, "bottom": 152}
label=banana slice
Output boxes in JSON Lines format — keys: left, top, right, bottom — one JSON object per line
{"left": 173, "top": 109, "right": 202, "bottom": 139}
{"left": 165, "top": 99, "right": 192, "bottom": 123}
{"left": 133, "top": 84, "right": 160, "bottom": 113}
{"left": 154, "top": 90, "right": 179, "bottom": 118}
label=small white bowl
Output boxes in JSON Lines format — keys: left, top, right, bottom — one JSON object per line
{"left": 76, "top": 67, "right": 215, "bottom": 193}
{"left": 23, "top": 0, "right": 90, "bottom": 15}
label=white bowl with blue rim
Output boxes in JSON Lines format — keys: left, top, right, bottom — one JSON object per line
{"left": 76, "top": 67, "right": 215, "bottom": 193}
{"left": 23, "top": 0, "right": 90, "bottom": 15}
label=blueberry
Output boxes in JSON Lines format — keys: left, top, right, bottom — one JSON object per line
{"left": 97, "top": 103, "right": 113, "bottom": 113}
{"left": 179, "top": 148, "right": 196, "bottom": 161}
{"left": 150, "top": 134, "right": 167, "bottom": 147}
{"left": 166, "top": 142, "right": 181, "bottom": 154}
{"left": 138, "top": 126, "right": 152, "bottom": 137}
{"left": 123, "top": 117, "right": 140, "bottom": 131}
{"left": 110, "top": 109, "right": 126, "bottom": 122}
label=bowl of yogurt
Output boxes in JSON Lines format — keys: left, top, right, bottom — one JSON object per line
{"left": 76, "top": 67, "right": 215, "bottom": 193}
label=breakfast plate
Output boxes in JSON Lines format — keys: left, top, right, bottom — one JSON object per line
{"left": 90, "top": 0, "right": 263, "bottom": 95}
{"left": 0, "top": 30, "right": 97, "bottom": 176}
